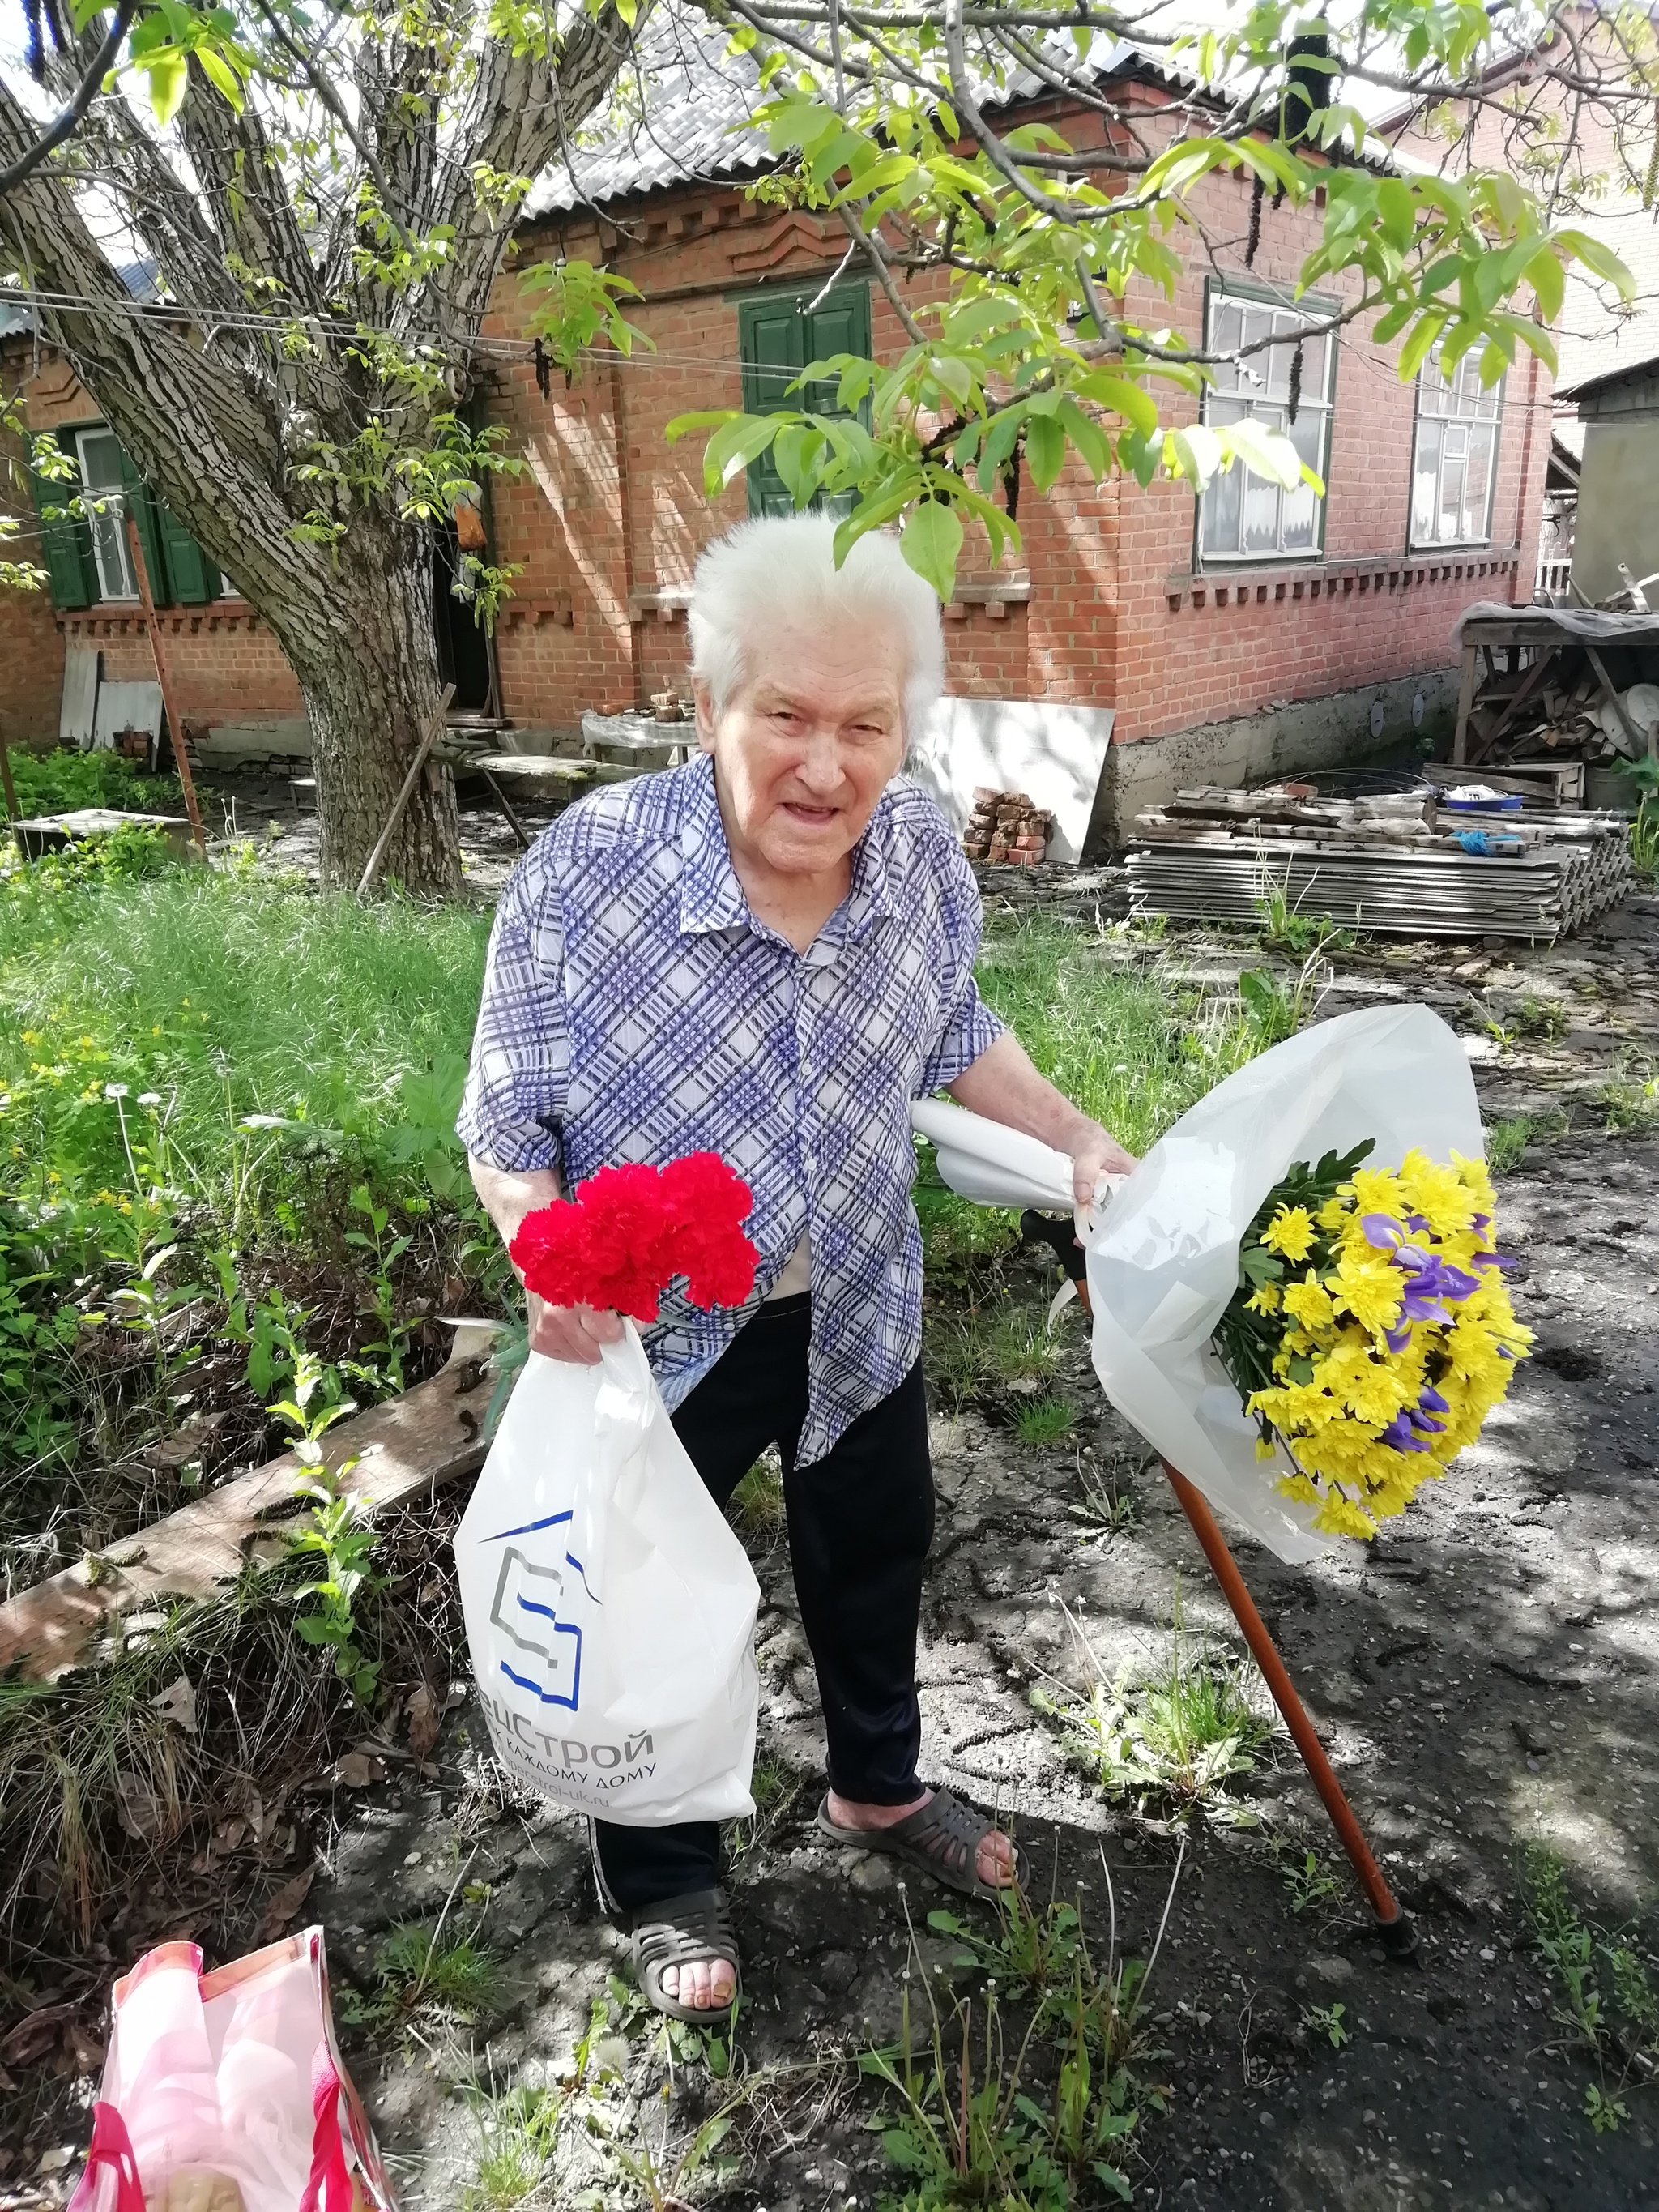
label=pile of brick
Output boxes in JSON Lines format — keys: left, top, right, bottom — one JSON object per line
{"left": 962, "top": 788, "right": 1053, "bottom": 866}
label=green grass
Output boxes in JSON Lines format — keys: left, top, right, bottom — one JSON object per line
{"left": 728, "top": 1454, "right": 785, "bottom": 1535}
{"left": 1013, "top": 1394, "right": 1075, "bottom": 1447}
{"left": 2, "top": 863, "right": 489, "bottom": 1226}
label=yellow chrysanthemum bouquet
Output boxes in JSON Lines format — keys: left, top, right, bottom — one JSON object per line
{"left": 1212, "top": 1141, "right": 1533, "bottom": 1542}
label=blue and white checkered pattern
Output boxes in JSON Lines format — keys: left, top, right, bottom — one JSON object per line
{"left": 457, "top": 753, "right": 1004, "bottom": 1464}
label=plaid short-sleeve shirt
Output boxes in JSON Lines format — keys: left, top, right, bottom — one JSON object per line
{"left": 456, "top": 752, "right": 1004, "bottom": 1463}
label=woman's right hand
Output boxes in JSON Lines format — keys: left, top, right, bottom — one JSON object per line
{"left": 527, "top": 1289, "right": 625, "bottom": 1364}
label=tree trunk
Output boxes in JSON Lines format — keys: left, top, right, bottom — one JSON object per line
{"left": 266, "top": 528, "right": 462, "bottom": 897}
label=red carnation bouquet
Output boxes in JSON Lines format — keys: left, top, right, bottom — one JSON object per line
{"left": 510, "top": 1152, "right": 761, "bottom": 1324}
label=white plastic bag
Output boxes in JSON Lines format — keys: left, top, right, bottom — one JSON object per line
{"left": 915, "top": 1005, "right": 1483, "bottom": 1565}
{"left": 1085, "top": 1003, "right": 1482, "bottom": 1563}
{"left": 456, "top": 1322, "right": 760, "bottom": 1825}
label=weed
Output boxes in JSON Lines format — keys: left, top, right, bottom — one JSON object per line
{"left": 929, "top": 1317, "right": 994, "bottom": 1413}
{"left": 463, "top": 2085, "right": 564, "bottom": 2210}
{"left": 1015, "top": 1395, "right": 1076, "bottom": 1448}
{"left": 868, "top": 1848, "right": 1182, "bottom": 2208}
{"left": 1486, "top": 1117, "right": 1533, "bottom": 1174}
{"left": 1522, "top": 1844, "right": 1658, "bottom": 2135}
{"left": 341, "top": 1183, "right": 415, "bottom": 1397}
{"left": 1516, "top": 993, "right": 1567, "bottom": 1043}
{"left": 1630, "top": 796, "right": 1658, "bottom": 882}
{"left": 1276, "top": 1846, "right": 1342, "bottom": 1917}
{"left": 275, "top": 1338, "right": 382, "bottom": 1702}
{"left": 988, "top": 1309, "right": 1065, "bottom": 1387}
{"left": 356, "top": 1919, "right": 500, "bottom": 2026}
{"left": 728, "top": 1753, "right": 802, "bottom": 1860}
{"left": 728, "top": 1451, "right": 785, "bottom": 1535}
{"left": 1045, "top": 1596, "right": 1274, "bottom": 1818}
{"left": 1068, "top": 1452, "right": 1141, "bottom": 1538}
{"left": 1253, "top": 881, "right": 1354, "bottom": 959}
{"left": 1303, "top": 2001, "right": 1349, "bottom": 2048}
{"left": 1600, "top": 1057, "right": 1658, "bottom": 1135}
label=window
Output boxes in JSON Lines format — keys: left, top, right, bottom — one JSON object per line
{"left": 75, "top": 426, "right": 138, "bottom": 600}
{"left": 738, "top": 282, "right": 872, "bottom": 519}
{"left": 1410, "top": 351, "right": 1502, "bottom": 549}
{"left": 28, "top": 425, "right": 222, "bottom": 613}
{"left": 1199, "top": 284, "right": 1336, "bottom": 562}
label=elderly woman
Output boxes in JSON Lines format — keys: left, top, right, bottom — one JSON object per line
{"left": 459, "top": 514, "right": 1132, "bottom": 2022}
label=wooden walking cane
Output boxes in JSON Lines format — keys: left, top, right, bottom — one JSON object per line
{"left": 1160, "top": 1458, "right": 1416, "bottom": 1956}
{"left": 1020, "top": 1211, "right": 1415, "bottom": 1956}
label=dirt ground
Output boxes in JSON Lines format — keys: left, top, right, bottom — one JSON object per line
{"left": 5, "top": 782, "right": 1657, "bottom": 2211}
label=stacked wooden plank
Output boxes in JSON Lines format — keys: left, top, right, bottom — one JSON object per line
{"left": 1127, "top": 786, "right": 1633, "bottom": 942}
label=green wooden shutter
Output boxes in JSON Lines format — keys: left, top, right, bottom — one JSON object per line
{"left": 154, "top": 501, "right": 220, "bottom": 604}
{"left": 27, "top": 465, "right": 98, "bottom": 609}
{"left": 116, "top": 445, "right": 173, "bottom": 607}
{"left": 737, "top": 284, "right": 872, "bottom": 519}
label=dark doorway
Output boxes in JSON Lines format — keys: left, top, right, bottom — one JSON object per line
{"left": 433, "top": 524, "right": 496, "bottom": 713}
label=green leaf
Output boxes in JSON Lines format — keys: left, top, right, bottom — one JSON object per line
{"left": 1170, "top": 423, "right": 1223, "bottom": 490}
{"left": 1527, "top": 246, "right": 1565, "bottom": 325}
{"left": 1226, "top": 417, "right": 1303, "bottom": 491}
{"left": 1057, "top": 398, "right": 1111, "bottom": 480}
{"left": 196, "top": 43, "right": 244, "bottom": 109}
{"left": 665, "top": 408, "right": 738, "bottom": 443}
{"left": 1397, "top": 310, "right": 1448, "bottom": 384}
{"left": 1555, "top": 229, "right": 1637, "bottom": 301}
{"left": 702, "top": 413, "right": 784, "bottom": 493}
{"left": 1025, "top": 412, "right": 1066, "bottom": 493}
{"left": 1075, "top": 370, "right": 1158, "bottom": 435}
{"left": 900, "top": 498, "right": 963, "bottom": 603}
{"left": 145, "top": 50, "right": 188, "bottom": 126}
{"left": 1377, "top": 179, "right": 1416, "bottom": 253}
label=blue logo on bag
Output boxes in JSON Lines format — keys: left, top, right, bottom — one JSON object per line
{"left": 484, "top": 1510, "right": 586, "bottom": 1711}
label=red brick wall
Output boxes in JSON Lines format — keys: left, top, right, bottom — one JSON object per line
{"left": 1091, "top": 139, "right": 1543, "bottom": 745}
{"left": 4, "top": 92, "right": 1546, "bottom": 766}
{"left": 2, "top": 345, "right": 68, "bottom": 746}
{"left": 53, "top": 604, "right": 304, "bottom": 729}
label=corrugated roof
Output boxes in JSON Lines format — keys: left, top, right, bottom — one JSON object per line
{"left": 525, "top": 23, "right": 774, "bottom": 217}
{"left": 527, "top": 20, "right": 1154, "bottom": 218}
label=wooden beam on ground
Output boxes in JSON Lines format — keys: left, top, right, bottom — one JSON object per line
{"left": 0, "top": 1322, "right": 501, "bottom": 1684}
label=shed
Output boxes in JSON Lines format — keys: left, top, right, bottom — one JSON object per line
{"left": 1558, "top": 352, "right": 1659, "bottom": 605}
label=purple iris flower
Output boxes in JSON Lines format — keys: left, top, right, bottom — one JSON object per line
{"left": 1419, "top": 1385, "right": 1449, "bottom": 1415}
{"left": 1380, "top": 1413, "right": 1433, "bottom": 1453}
{"left": 1384, "top": 1323, "right": 1414, "bottom": 1354}
{"left": 1362, "top": 1214, "right": 1405, "bottom": 1251}
{"left": 1473, "top": 1250, "right": 1519, "bottom": 1271}
{"left": 1473, "top": 1213, "right": 1491, "bottom": 1232}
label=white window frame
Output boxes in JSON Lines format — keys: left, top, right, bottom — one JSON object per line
{"left": 1409, "top": 349, "right": 1503, "bottom": 551}
{"left": 1197, "top": 280, "right": 1337, "bottom": 566}
{"left": 75, "top": 425, "right": 137, "bottom": 601}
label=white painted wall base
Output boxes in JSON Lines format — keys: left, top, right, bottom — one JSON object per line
{"left": 908, "top": 697, "right": 1117, "bottom": 863}
{"left": 1082, "top": 667, "right": 1460, "bottom": 852}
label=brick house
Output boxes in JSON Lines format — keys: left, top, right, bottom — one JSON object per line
{"left": 2, "top": 35, "right": 1548, "bottom": 844}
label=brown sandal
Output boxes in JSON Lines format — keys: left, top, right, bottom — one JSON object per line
{"left": 625, "top": 1888, "right": 741, "bottom": 2025}
{"left": 816, "top": 1788, "right": 1027, "bottom": 1902}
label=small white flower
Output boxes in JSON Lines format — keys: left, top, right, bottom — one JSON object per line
{"left": 104, "top": 1083, "right": 129, "bottom": 1100}
{"left": 137, "top": 1091, "right": 161, "bottom": 1107}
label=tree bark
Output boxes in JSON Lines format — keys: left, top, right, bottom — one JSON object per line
{"left": 0, "top": 4, "right": 642, "bottom": 900}
{"left": 267, "top": 531, "right": 461, "bottom": 896}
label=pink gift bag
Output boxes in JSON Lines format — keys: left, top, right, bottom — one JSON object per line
{"left": 68, "top": 1929, "right": 395, "bottom": 2212}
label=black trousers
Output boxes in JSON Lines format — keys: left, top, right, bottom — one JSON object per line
{"left": 592, "top": 1294, "right": 935, "bottom": 1914}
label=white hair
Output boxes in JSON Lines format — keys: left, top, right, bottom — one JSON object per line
{"left": 688, "top": 513, "right": 945, "bottom": 737}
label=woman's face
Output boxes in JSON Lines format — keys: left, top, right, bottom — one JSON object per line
{"left": 695, "top": 616, "right": 907, "bottom": 879}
